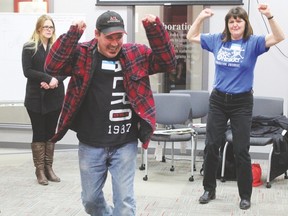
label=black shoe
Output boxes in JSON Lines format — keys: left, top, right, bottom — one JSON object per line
{"left": 240, "top": 199, "right": 251, "bottom": 210}
{"left": 199, "top": 190, "right": 216, "bottom": 204}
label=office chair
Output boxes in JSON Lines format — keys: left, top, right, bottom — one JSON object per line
{"left": 220, "top": 96, "right": 285, "bottom": 188}
{"left": 139, "top": 93, "right": 196, "bottom": 181}
{"left": 170, "top": 90, "right": 210, "bottom": 169}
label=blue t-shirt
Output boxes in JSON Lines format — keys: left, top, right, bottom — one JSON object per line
{"left": 201, "top": 33, "right": 269, "bottom": 93}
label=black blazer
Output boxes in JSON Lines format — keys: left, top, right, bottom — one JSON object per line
{"left": 22, "top": 42, "right": 66, "bottom": 114}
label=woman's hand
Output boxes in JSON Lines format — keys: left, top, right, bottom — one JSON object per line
{"left": 40, "top": 77, "right": 59, "bottom": 89}
{"left": 199, "top": 8, "right": 214, "bottom": 20}
{"left": 40, "top": 82, "right": 49, "bottom": 89}
{"left": 49, "top": 77, "right": 59, "bottom": 89}
{"left": 258, "top": 4, "right": 272, "bottom": 18}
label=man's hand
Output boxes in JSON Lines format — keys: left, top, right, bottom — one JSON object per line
{"left": 72, "top": 20, "right": 87, "bottom": 31}
{"left": 142, "top": 14, "right": 157, "bottom": 24}
{"left": 142, "top": 141, "right": 149, "bottom": 149}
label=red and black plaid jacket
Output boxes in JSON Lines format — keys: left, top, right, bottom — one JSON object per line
{"left": 45, "top": 17, "right": 176, "bottom": 148}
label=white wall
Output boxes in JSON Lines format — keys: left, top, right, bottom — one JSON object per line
{"left": 0, "top": 0, "right": 13, "bottom": 12}
{"left": 209, "top": 0, "right": 288, "bottom": 115}
{"left": 54, "top": 0, "right": 288, "bottom": 114}
{"left": 53, "top": 0, "right": 129, "bottom": 41}
{"left": 0, "top": 13, "right": 86, "bottom": 102}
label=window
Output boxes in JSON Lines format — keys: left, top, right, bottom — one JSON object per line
{"left": 135, "top": 5, "right": 205, "bottom": 92}
{"left": 96, "top": 0, "right": 243, "bottom": 6}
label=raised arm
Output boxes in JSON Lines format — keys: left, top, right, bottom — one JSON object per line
{"left": 142, "top": 15, "right": 177, "bottom": 74}
{"left": 186, "top": 8, "right": 214, "bottom": 44}
{"left": 45, "top": 20, "right": 85, "bottom": 77}
{"left": 258, "top": 4, "right": 285, "bottom": 48}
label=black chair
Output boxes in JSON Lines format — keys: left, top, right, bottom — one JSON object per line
{"left": 139, "top": 93, "right": 196, "bottom": 181}
{"left": 170, "top": 90, "right": 210, "bottom": 169}
{"left": 220, "top": 96, "right": 286, "bottom": 188}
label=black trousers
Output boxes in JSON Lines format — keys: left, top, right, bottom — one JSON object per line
{"left": 27, "top": 109, "right": 61, "bottom": 143}
{"left": 203, "top": 89, "right": 253, "bottom": 200}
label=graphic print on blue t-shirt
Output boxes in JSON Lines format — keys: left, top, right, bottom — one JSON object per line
{"left": 216, "top": 43, "right": 244, "bottom": 68}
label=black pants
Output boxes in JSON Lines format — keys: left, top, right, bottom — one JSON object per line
{"left": 203, "top": 89, "right": 253, "bottom": 200}
{"left": 27, "top": 109, "right": 61, "bottom": 143}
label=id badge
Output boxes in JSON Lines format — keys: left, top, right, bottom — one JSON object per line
{"left": 102, "top": 60, "right": 115, "bottom": 71}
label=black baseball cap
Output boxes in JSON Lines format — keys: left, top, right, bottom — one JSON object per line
{"left": 96, "top": 11, "right": 127, "bottom": 35}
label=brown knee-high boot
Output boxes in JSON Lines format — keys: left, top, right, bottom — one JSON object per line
{"left": 45, "top": 141, "right": 61, "bottom": 182}
{"left": 31, "top": 142, "right": 48, "bottom": 185}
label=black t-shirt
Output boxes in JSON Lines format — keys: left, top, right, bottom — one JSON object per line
{"left": 76, "top": 50, "right": 139, "bottom": 147}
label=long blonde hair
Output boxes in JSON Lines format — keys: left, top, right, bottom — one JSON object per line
{"left": 27, "top": 14, "right": 56, "bottom": 55}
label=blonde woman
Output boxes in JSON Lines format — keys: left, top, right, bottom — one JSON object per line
{"left": 22, "top": 15, "right": 66, "bottom": 185}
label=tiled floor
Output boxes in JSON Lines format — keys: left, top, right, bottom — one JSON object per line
{"left": 1, "top": 145, "right": 288, "bottom": 216}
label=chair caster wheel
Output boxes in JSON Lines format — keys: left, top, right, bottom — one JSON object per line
{"left": 170, "top": 166, "right": 175, "bottom": 172}
{"left": 143, "top": 175, "right": 148, "bottom": 181}
{"left": 220, "top": 177, "right": 226, "bottom": 182}
{"left": 162, "top": 156, "right": 166, "bottom": 162}
{"left": 189, "top": 176, "right": 194, "bottom": 182}
{"left": 139, "top": 164, "right": 145, "bottom": 171}
{"left": 266, "top": 182, "right": 271, "bottom": 188}
{"left": 200, "top": 168, "right": 204, "bottom": 176}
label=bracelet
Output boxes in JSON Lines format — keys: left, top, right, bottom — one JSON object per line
{"left": 268, "top": 16, "right": 274, "bottom": 20}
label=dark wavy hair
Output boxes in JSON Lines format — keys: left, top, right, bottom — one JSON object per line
{"left": 222, "top": 7, "right": 253, "bottom": 42}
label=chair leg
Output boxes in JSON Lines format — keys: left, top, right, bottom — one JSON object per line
{"left": 220, "top": 142, "right": 229, "bottom": 182}
{"left": 139, "top": 147, "right": 145, "bottom": 171}
{"left": 143, "top": 148, "right": 148, "bottom": 181}
{"left": 170, "top": 142, "right": 175, "bottom": 171}
{"left": 266, "top": 145, "right": 273, "bottom": 188}
{"left": 162, "top": 141, "right": 166, "bottom": 162}
{"left": 193, "top": 133, "right": 198, "bottom": 171}
{"left": 189, "top": 136, "right": 195, "bottom": 182}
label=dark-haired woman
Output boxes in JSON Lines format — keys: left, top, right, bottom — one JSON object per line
{"left": 187, "top": 4, "right": 284, "bottom": 209}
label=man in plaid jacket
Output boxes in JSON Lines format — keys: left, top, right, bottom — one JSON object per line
{"left": 45, "top": 10, "right": 176, "bottom": 216}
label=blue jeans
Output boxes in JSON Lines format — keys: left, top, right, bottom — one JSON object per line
{"left": 78, "top": 140, "right": 138, "bottom": 216}
{"left": 203, "top": 89, "right": 253, "bottom": 200}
